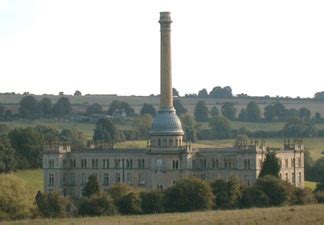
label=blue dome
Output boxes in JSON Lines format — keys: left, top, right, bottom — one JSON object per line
{"left": 150, "top": 109, "right": 184, "bottom": 136}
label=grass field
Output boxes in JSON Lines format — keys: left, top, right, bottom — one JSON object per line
{"left": 5, "top": 204, "right": 324, "bottom": 225}
{"left": 14, "top": 169, "right": 43, "bottom": 195}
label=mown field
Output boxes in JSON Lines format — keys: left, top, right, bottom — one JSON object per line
{"left": 5, "top": 204, "right": 324, "bottom": 225}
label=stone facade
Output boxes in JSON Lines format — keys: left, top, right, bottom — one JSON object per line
{"left": 43, "top": 12, "right": 304, "bottom": 197}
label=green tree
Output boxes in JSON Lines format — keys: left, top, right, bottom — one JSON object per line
{"left": 210, "top": 106, "right": 220, "bottom": 118}
{"left": 240, "top": 186, "right": 270, "bottom": 208}
{"left": 74, "top": 90, "right": 82, "bottom": 96}
{"left": 35, "top": 191, "right": 71, "bottom": 218}
{"left": 291, "top": 188, "right": 316, "bottom": 205}
{"left": 0, "top": 174, "right": 34, "bottom": 220}
{"left": 209, "top": 86, "right": 233, "bottom": 98}
{"left": 173, "top": 88, "right": 180, "bottom": 97}
{"left": 140, "top": 103, "right": 156, "bottom": 117}
{"left": 82, "top": 174, "right": 100, "bottom": 197}
{"left": 221, "top": 102, "right": 236, "bottom": 120}
{"left": 0, "top": 103, "right": 5, "bottom": 120}
{"left": 60, "top": 128, "right": 86, "bottom": 150}
{"left": 118, "top": 192, "right": 142, "bottom": 215}
{"left": 299, "top": 107, "right": 311, "bottom": 120}
{"left": 19, "top": 95, "right": 39, "bottom": 119}
{"left": 78, "top": 193, "right": 117, "bottom": 216}
{"left": 282, "top": 118, "right": 316, "bottom": 137}
{"left": 39, "top": 98, "right": 52, "bottom": 117}
{"left": 209, "top": 116, "right": 231, "bottom": 139}
{"left": 93, "top": 118, "right": 118, "bottom": 144}
{"left": 173, "top": 99, "right": 187, "bottom": 116}
{"left": 140, "top": 190, "right": 164, "bottom": 214}
{"left": 246, "top": 101, "right": 261, "bottom": 122}
{"left": 52, "top": 97, "right": 72, "bottom": 117}
{"left": 120, "top": 101, "right": 135, "bottom": 116}
{"left": 315, "top": 112, "right": 321, "bottom": 121}
{"left": 304, "top": 150, "right": 314, "bottom": 180}
{"left": 86, "top": 103, "right": 103, "bottom": 114}
{"left": 133, "top": 114, "right": 153, "bottom": 138}
{"left": 312, "top": 158, "right": 324, "bottom": 183}
{"left": 255, "top": 175, "right": 293, "bottom": 206}
{"left": 194, "top": 100, "right": 209, "bottom": 122}
{"left": 198, "top": 88, "right": 208, "bottom": 98}
{"left": 259, "top": 151, "right": 281, "bottom": 178}
{"left": 181, "top": 114, "right": 197, "bottom": 142}
{"left": 286, "top": 108, "right": 299, "bottom": 120}
{"left": 108, "top": 184, "right": 134, "bottom": 204}
{"left": 163, "top": 178, "right": 214, "bottom": 212}
{"left": 0, "top": 136, "right": 16, "bottom": 173}
{"left": 238, "top": 108, "right": 247, "bottom": 121}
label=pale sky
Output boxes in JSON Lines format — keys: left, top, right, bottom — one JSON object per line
{"left": 0, "top": 0, "right": 323, "bottom": 97}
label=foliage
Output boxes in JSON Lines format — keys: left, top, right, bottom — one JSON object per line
{"left": 304, "top": 150, "right": 314, "bottom": 180}
{"left": 282, "top": 118, "right": 316, "bottom": 137}
{"left": 39, "top": 98, "right": 52, "bottom": 117}
{"left": 312, "top": 157, "right": 324, "bottom": 183}
{"left": 291, "top": 188, "right": 316, "bottom": 205}
{"left": 209, "top": 86, "right": 233, "bottom": 98}
{"left": 255, "top": 175, "right": 293, "bottom": 206}
{"left": 78, "top": 193, "right": 117, "bottom": 216}
{"left": 117, "top": 192, "right": 142, "bottom": 215}
{"left": 19, "top": 95, "right": 39, "bottom": 119}
{"left": 140, "top": 190, "right": 164, "bottom": 214}
{"left": 9, "top": 127, "right": 43, "bottom": 168}
{"left": 259, "top": 150, "right": 281, "bottom": 178}
{"left": 35, "top": 191, "right": 72, "bottom": 218}
{"left": 108, "top": 184, "right": 134, "bottom": 204}
{"left": 181, "top": 114, "right": 197, "bottom": 142}
{"left": 221, "top": 102, "right": 236, "bottom": 120}
{"left": 133, "top": 114, "right": 153, "bottom": 138}
{"left": 82, "top": 175, "right": 100, "bottom": 197}
{"left": 140, "top": 103, "right": 156, "bottom": 117}
{"left": 60, "top": 128, "right": 86, "bottom": 150}
{"left": 107, "top": 100, "right": 135, "bottom": 117}
{"left": 52, "top": 97, "right": 72, "bottom": 117}
{"left": 86, "top": 103, "right": 103, "bottom": 114}
{"left": 93, "top": 118, "right": 118, "bottom": 144}
{"left": 264, "top": 102, "right": 286, "bottom": 121}
{"left": 194, "top": 100, "right": 209, "bottom": 122}
{"left": 74, "top": 90, "right": 82, "bottom": 96}
{"left": 210, "top": 106, "right": 220, "bottom": 118}
{"left": 164, "top": 178, "right": 214, "bottom": 212}
{"left": 246, "top": 101, "right": 261, "bottom": 122}
{"left": 0, "top": 174, "right": 34, "bottom": 220}
{"left": 198, "top": 88, "right": 208, "bottom": 97}
{"left": 299, "top": 107, "right": 311, "bottom": 120}
{"left": 173, "top": 88, "right": 180, "bottom": 97}
{"left": 173, "top": 99, "right": 187, "bottom": 116}
{"left": 209, "top": 116, "right": 231, "bottom": 139}
{"left": 211, "top": 177, "right": 243, "bottom": 209}
{"left": 240, "top": 186, "right": 270, "bottom": 208}
{"left": 0, "top": 136, "right": 16, "bottom": 173}
{"left": 238, "top": 108, "right": 247, "bottom": 121}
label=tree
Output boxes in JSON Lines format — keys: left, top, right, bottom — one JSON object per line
{"left": 0, "top": 174, "right": 34, "bottom": 220}
{"left": 39, "top": 98, "right": 52, "bottom": 117}
{"left": 194, "top": 100, "right": 209, "bottom": 122}
{"left": 286, "top": 108, "right": 299, "bottom": 120}
{"left": 246, "top": 101, "right": 261, "bottom": 122}
{"left": 140, "top": 190, "right": 164, "bottom": 214}
{"left": 291, "top": 188, "right": 316, "bottom": 205}
{"left": 315, "top": 112, "right": 321, "bottom": 121}
{"left": 299, "top": 107, "right": 311, "bottom": 120}
{"left": 209, "top": 86, "right": 233, "bottom": 98}
{"left": 52, "top": 97, "right": 72, "bottom": 117}
{"left": 173, "top": 99, "right": 187, "bottom": 116}
{"left": 282, "top": 118, "right": 316, "bottom": 137}
{"left": 117, "top": 192, "right": 142, "bottom": 215}
{"left": 120, "top": 102, "right": 135, "bottom": 117}
{"left": 211, "top": 177, "right": 243, "bottom": 209}
{"left": 173, "top": 88, "right": 180, "bottom": 97}
{"left": 133, "top": 114, "right": 153, "bottom": 138}
{"left": 181, "top": 114, "right": 197, "bottom": 142}
{"left": 312, "top": 158, "right": 324, "bottom": 183}
{"left": 209, "top": 116, "right": 231, "bottom": 139}
{"left": 0, "top": 136, "right": 16, "bottom": 173}
{"left": 255, "top": 175, "right": 293, "bottom": 206}
{"left": 264, "top": 104, "right": 276, "bottom": 121}
{"left": 221, "top": 102, "right": 236, "bottom": 120}
{"left": 198, "top": 88, "right": 208, "bottom": 98}
{"left": 259, "top": 151, "right": 281, "bottom": 178}
{"left": 240, "top": 186, "right": 270, "bottom": 208}
{"left": 140, "top": 103, "right": 156, "bottom": 117}
{"left": 78, "top": 193, "right": 117, "bottom": 216}
{"left": 93, "top": 118, "right": 118, "bottom": 144}
{"left": 74, "top": 90, "right": 82, "bottom": 96}
{"left": 35, "top": 191, "right": 71, "bottom": 218}
{"left": 163, "top": 178, "right": 214, "bottom": 212}
{"left": 304, "top": 150, "right": 314, "bottom": 180}
{"left": 238, "top": 108, "right": 247, "bottom": 121}
{"left": 82, "top": 174, "right": 100, "bottom": 197}
{"left": 19, "top": 95, "right": 39, "bottom": 119}
{"left": 210, "top": 106, "right": 220, "bottom": 118}
{"left": 86, "top": 103, "right": 103, "bottom": 114}
{"left": 9, "top": 127, "right": 43, "bottom": 168}
{"left": 60, "top": 128, "right": 86, "bottom": 150}
{"left": 0, "top": 103, "right": 5, "bottom": 120}
{"left": 108, "top": 184, "right": 134, "bottom": 204}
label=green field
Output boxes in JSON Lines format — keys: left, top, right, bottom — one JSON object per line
{"left": 14, "top": 169, "right": 43, "bottom": 194}
{"left": 5, "top": 204, "right": 324, "bottom": 225}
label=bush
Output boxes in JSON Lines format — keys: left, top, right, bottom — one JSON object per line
{"left": 108, "top": 184, "right": 134, "bottom": 204}
{"left": 78, "top": 193, "right": 117, "bottom": 216}
{"left": 164, "top": 178, "right": 214, "bottom": 212}
{"left": 82, "top": 174, "right": 100, "bottom": 197}
{"left": 118, "top": 192, "right": 142, "bottom": 215}
{"left": 35, "top": 191, "right": 72, "bottom": 218}
{"left": 0, "top": 174, "right": 34, "bottom": 220}
{"left": 291, "top": 188, "right": 316, "bottom": 205}
{"left": 240, "top": 186, "right": 270, "bottom": 208}
{"left": 140, "top": 190, "right": 164, "bottom": 214}
{"left": 315, "top": 191, "right": 324, "bottom": 203}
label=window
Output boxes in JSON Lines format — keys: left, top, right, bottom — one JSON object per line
{"left": 139, "top": 173, "right": 145, "bottom": 185}
{"left": 81, "top": 173, "right": 86, "bottom": 185}
{"left": 291, "top": 159, "right": 295, "bottom": 168}
{"left": 103, "top": 159, "right": 109, "bottom": 169}
{"left": 285, "top": 159, "right": 289, "bottom": 168}
{"left": 49, "top": 159, "right": 54, "bottom": 168}
{"left": 63, "top": 173, "right": 67, "bottom": 185}
{"left": 298, "top": 158, "right": 302, "bottom": 167}
{"left": 298, "top": 172, "right": 302, "bottom": 184}
{"left": 81, "top": 159, "right": 87, "bottom": 169}
{"left": 70, "top": 173, "right": 75, "bottom": 185}
{"left": 126, "top": 159, "right": 133, "bottom": 169}
{"left": 92, "top": 159, "right": 98, "bottom": 168}
{"left": 103, "top": 173, "right": 109, "bottom": 186}
{"left": 115, "top": 173, "right": 121, "bottom": 183}
{"left": 172, "top": 160, "right": 179, "bottom": 170}
{"left": 49, "top": 173, "right": 54, "bottom": 186}
{"left": 285, "top": 172, "right": 289, "bottom": 181}
{"left": 127, "top": 173, "right": 132, "bottom": 184}
{"left": 292, "top": 172, "right": 295, "bottom": 184}
{"left": 138, "top": 159, "right": 145, "bottom": 169}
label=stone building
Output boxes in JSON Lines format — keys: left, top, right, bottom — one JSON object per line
{"left": 43, "top": 12, "right": 304, "bottom": 197}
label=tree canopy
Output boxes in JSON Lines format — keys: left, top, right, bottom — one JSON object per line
{"left": 259, "top": 151, "right": 281, "bottom": 178}
{"left": 194, "top": 100, "right": 209, "bottom": 122}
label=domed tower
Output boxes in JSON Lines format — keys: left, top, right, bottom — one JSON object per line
{"left": 149, "top": 12, "right": 184, "bottom": 150}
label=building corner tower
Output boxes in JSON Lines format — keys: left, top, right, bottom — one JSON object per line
{"left": 149, "top": 12, "right": 184, "bottom": 149}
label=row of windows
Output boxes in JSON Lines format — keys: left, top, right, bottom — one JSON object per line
{"left": 280, "top": 158, "right": 302, "bottom": 169}
{"left": 192, "top": 158, "right": 248, "bottom": 170}
{"left": 151, "top": 138, "right": 182, "bottom": 147}
{"left": 279, "top": 171, "right": 303, "bottom": 184}
{"left": 59, "top": 158, "right": 146, "bottom": 169}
